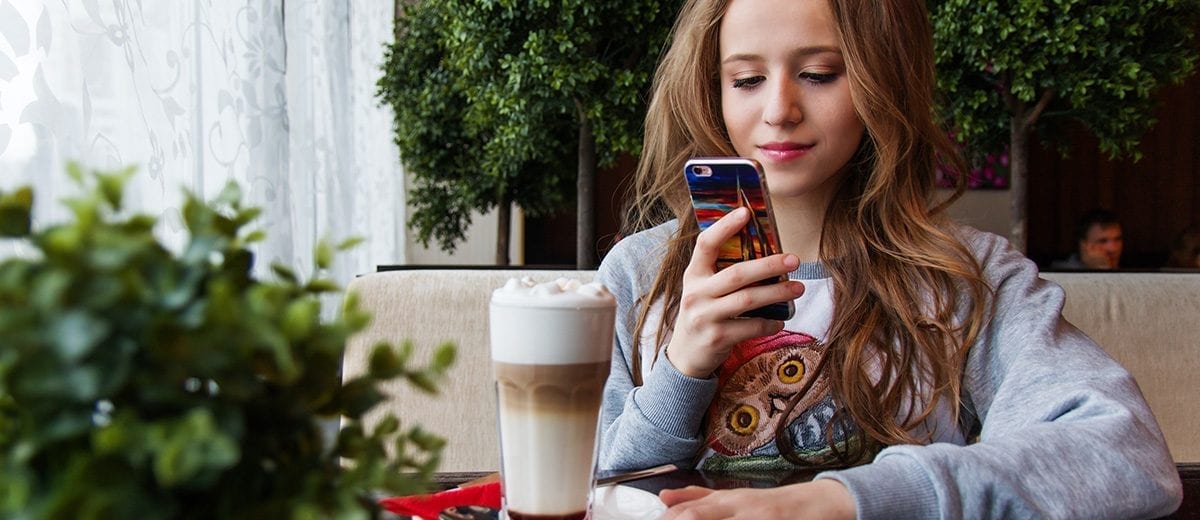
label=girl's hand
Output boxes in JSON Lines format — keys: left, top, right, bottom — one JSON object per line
{"left": 659, "top": 480, "right": 856, "bottom": 520}
{"left": 666, "top": 207, "right": 805, "bottom": 378}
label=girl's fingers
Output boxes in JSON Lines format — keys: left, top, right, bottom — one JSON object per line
{"left": 659, "top": 486, "right": 716, "bottom": 506}
{"left": 721, "top": 317, "right": 786, "bottom": 343}
{"left": 709, "top": 279, "right": 804, "bottom": 320}
{"left": 676, "top": 310, "right": 784, "bottom": 347}
{"left": 709, "top": 253, "right": 799, "bottom": 297}
{"left": 687, "top": 207, "right": 751, "bottom": 277}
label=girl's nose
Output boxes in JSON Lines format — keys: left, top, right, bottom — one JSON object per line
{"left": 764, "top": 80, "right": 802, "bottom": 127}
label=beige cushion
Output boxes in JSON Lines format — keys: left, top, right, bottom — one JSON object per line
{"left": 344, "top": 269, "right": 1200, "bottom": 471}
{"left": 1043, "top": 272, "right": 1200, "bottom": 463}
{"left": 343, "top": 270, "right": 594, "bottom": 472}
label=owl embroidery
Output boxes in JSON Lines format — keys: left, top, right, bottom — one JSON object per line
{"left": 705, "top": 330, "right": 830, "bottom": 456}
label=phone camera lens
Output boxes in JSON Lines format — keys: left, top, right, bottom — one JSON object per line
{"left": 691, "top": 165, "right": 713, "bottom": 177}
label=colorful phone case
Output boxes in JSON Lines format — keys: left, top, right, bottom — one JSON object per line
{"left": 684, "top": 157, "right": 794, "bottom": 321}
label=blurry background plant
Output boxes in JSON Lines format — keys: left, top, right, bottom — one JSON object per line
{"left": 931, "top": 0, "right": 1200, "bottom": 251}
{"left": 378, "top": 0, "right": 679, "bottom": 267}
{"left": 0, "top": 165, "right": 454, "bottom": 518}
{"left": 935, "top": 147, "right": 1010, "bottom": 190}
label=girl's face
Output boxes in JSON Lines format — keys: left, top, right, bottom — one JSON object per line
{"left": 718, "top": 0, "right": 865, "bottom": 203}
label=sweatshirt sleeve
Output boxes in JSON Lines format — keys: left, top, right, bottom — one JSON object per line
{"left": 594, "top": 227, "right": 719, "bottom": 471}
{"left": 816, "top": 231, "right": 1182, "bottom": 519}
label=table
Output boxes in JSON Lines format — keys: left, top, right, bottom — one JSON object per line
{"left": 429, "top": 463, "right": 1199, "bottom": 519}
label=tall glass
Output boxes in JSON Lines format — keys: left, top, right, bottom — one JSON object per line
{"left": 489, "top": 277, "right": 615, "bottom": 520}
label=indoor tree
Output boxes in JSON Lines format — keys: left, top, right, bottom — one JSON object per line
{"left": 931, "top": 0, "right": 1199, "bottom": 252}
{"left": 379, "top": 0, "right": 678, "bottom": 267}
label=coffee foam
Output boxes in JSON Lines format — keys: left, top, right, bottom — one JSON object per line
{"left": 490, "top": 277, "right": 616, "bottom": 365}
{"left": 491, "top": 277, "right": 616, "bottom": 309}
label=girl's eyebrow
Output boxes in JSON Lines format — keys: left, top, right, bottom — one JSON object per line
{"left": 721, "top": 45, "right": 841, "bottom": 65}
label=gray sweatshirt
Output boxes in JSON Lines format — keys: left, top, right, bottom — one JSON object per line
{"left": 595, "top": 220, "right": 1182, "bottom": 519}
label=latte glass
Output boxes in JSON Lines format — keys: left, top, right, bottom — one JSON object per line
{"left": 489, "top": 277, "right": 615, "bottom": 520}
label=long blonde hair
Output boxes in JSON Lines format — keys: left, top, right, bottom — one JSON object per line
{"left": 623, "top": 0, "right": 991, "bottom": 465}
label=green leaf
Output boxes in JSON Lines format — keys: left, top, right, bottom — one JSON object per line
{"left": 368, "top": 344, "right": 404, "bottom": 379}
{"left": 0, "top": 187, "right": 33, "bottom": 237}
{"left": 335, "top": 424, "right": 366, "bottom": 458}
{"left": 50, "top": 311, "right": 110, "bottom": 362}
{"left": 431, "top": 342, "right": 456, "bottom": 372}
{"left": 271, "top": 262, "right": 299, "bottom": 283}
{"left": 314, "top": 241, "right": 333, "bottom": 270}
{"left": 96, "top": 168, "right": 134, "bottom": 210}
{"left": 213, "top": 181, "right": 242, "bottom": 208}
{"left": 374, "top": 415, "right": 400, "bottom": 436}
{"left": 338, "top": 378, "right": 384, "bottom": 419}
{"left": 336, "top": 236, "right": 365, "bottom": 251}
{"left": 407, "top": 372, "right": 438, "bottom": 395}
{"left": 407, "top": 426, "right": 446, "bottom": 452}
{"left": 234, "top": 207, "right": 262, "bottom": 227}
{"left": 152, "top": 409, "right": 240, "bottom": 487}
{"left": 305, "top": 278, "right": 340, "bottom": 293}
{"left": 242, "top": 229, "right": 266, "bottom": 244}
{"left": 395, "top": 340, "right": 414, "bottom": 364}
{"left": 281, "top": 299, "right": 319, "bottom": 341}
{"left": 66, "top": 162, "right": 85, "bottom": 184}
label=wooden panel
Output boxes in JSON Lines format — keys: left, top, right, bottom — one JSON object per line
{"left": 1027, "top": 72, "right": 1200, "bottom": 268}
{"left": 524, "top": 155, "right": 637, "bottom": 266}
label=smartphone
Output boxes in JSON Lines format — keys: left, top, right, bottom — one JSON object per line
{"left": 684, "top": 157, "right": 795, "bottom": 321}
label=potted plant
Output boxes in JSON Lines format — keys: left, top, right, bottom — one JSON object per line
{"left": 0, "top": 165, "right": 454, "bottom": 518}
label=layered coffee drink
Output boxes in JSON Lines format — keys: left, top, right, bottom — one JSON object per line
{"left": 490, "top": 277, "right": 615, "bottom": 520}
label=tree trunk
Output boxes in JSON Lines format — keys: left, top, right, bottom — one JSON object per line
{"left": 393, "top": 0, "right": 402, "bottom": 40}
{"left": 1002, "top": 87, "right": 1052, "bottom": 254}
{"left": 496, "top": 197, "right": 511, "bottom": 266}
{"left": 1009, "top": 114, "right": 1030, "bottom": 253}
{"left": 576, "top": 101, "right": 597, "bottom": 269}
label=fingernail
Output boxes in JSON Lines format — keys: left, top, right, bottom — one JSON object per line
{"left": 791, "top": 281, "right": 805, "bottom": 295}
{"left": 784, "top": 254, "right": 799, "bottom": 269}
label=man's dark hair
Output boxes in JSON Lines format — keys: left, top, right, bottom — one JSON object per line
{"left": 1075, "top": 208, "right": 1120, "bottom": 242}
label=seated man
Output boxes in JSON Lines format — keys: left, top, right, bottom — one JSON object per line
{"left": 1052, "top": 208, "right": 1123, "bottom": 270}
{"left": 1166, "top": 227, "right": 1200, "bottom": 269}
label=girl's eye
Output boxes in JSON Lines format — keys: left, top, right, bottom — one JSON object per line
{"left": 800, "top": 72, "right": 838, "bottom": 85}
{"left": 731, "top": 76, "right": 764, "bottom": 89}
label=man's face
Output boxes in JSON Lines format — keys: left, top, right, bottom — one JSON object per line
{"left": 1079, "top": 224, "right": 1123, "bottom": 269}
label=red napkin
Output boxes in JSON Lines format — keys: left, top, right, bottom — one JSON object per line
{"left": 379, "top": 481, "right": 502, "bottom": 520}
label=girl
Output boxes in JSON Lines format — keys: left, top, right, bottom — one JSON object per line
{"left": 594, "top": 0, "right": 1183, "bottom": 518}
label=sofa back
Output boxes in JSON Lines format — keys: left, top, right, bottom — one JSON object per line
{"left": 344, "top": 270, "right": 593, "bottom": 472}
{"left": 343, "top": 269, "right": 1200, "bottom": 471}
{"left": 1042, "top": 272, "right": 1200, "bottom": 463}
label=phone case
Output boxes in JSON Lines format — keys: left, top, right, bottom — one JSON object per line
{"left": 684, "top": 157, "right": 795, "bottom": 321}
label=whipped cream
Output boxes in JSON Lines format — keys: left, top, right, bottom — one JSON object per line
{"left": 489, "top": 277, "right": 616, "bottom": 365}
{"left": 490, "top": 276, "right": 616, "bottom": 309}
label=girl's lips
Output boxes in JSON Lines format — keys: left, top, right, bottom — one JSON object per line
{"left": 758, "top": 142, "right": 813, "bottom": 163}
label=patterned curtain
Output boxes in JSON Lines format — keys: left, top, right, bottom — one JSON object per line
{"left": 0, "top": 0, "right": 405, "bottom": 286}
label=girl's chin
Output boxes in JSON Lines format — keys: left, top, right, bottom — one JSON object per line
{"left": 762, "top": 170, "right": 845, "bottom": 201}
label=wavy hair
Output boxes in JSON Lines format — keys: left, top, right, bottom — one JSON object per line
{"left": 623, "top": 0, "right": 992, "bottom": 466}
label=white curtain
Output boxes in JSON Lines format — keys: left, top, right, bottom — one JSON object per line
{"left": 0, "top": 0, "right": 406, "bottom": 286}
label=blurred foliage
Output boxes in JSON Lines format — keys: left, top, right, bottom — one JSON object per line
{"left": 377, "top": 0, "right": 679, "bottom": 253}
{"left": 0, "top": 165, "right": 455, "bottom": 519}
{"left": 931, "top": 0, "right": 1200, "bottom": 161}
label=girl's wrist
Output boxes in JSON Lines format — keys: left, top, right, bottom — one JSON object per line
{"left": 664, "top": 344, "right": 709, "bottom": 379}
